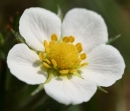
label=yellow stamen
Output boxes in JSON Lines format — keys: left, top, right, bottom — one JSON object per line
{"left": 75, "top": 43, "right": 82, "bottom": 48}
{"left": 80, "top": 53, "right": 87, "bottom": 60}
{"left": 62, "top": 36, "right": 70, "bottom": 42}
{"left": 69, "top": 69, "right": 77, "bottom": 73}
{"left": 45, "top": 59, "right": 51, "bottom": 64}
{"left": 43, "top": 62, "right": 51, "bottom": 68}
{"left": 39, "top": 53, "right": 44, "bottom": 61}
{"left": 42, "top": 34, "right": 88, "bottom": 76}
{"left": 51, "top": 34, "right": 58, "bottom": 41}
{"left": 49, "top": 41, "right": 55, "bottom": 47}
{"left": 51, "top": 59, "right": 57, "bottom": 67}
{"left": 45, "top": 47, "right": 49, "bottom": 53}
{"left": 76, "top": 46, "right": 82, "bottom": 53}
{"left": 44, "top": 40, "right": 48, "bottom": 47}
{"left": 69, "top": 36, "right": 75, "bottom": 43}
{"left": 59, "top": 70, "right": 69, "bottom": 74}
{"left": 75, "top": 59, "right": 82, "bottom": 64}
{"left": 81, "top": 62, "right": 88, "bottom": 67}
{"left": 75, "top": 43, "right": 82, "bottom": 53}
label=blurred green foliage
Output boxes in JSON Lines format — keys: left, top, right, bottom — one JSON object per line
{"left": 0, "top": 0, "right": 130, "bottom": 111}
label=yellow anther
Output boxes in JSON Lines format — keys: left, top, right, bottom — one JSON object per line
{"left": 62, "top": 36, "right": 70, "bottom": 42}
{"left": 45, "top": 47, "right": 49, "bottom": 53}
{"left": 59, "top": 70, "right": 69, "bottom": 74}
{"left": 76, "top": 46, "right": 83, "bottom": 53}
{"left": 80, "top": 53, "right": 87, "bottom": 60}
{"left": 76, "top": 59, "right": 82, "bottom": 64}
{"left": 49, "top": 41, "right": 55, "bottom": 46}
{"left": 81, "top": 62, "right": 88, "bottom": 67}
{"left": 75, "top": 43, "right": 82, "bottom": 48}
{"left": 51, "top": 59, "right": 57, "bottom": 67}
{"left": 75, "top": 43, "right": 83, "bottom": 53}
{"left": 51, "top": 34, "right": 58, "bottom": 41}
{"left": 44, "top": 40, "right": 48, "bottom": 47}
{"left": 43, "top": 62, "right": 51, "bottom": 68}
{"left": 39, "top": 53, "right": 44, "bottom": 61}
{"left": 45, "top": 59, "right": 51, "bottom": 64}
{"left": 69, "top": 69, "right": 77, "bottom": 73}
{"left": 69, "top": 36, "right": 75, "bottom": 43}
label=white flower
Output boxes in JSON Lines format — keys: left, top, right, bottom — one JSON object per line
{"left": 7, "top": 7, "right": 125, "bottom": 105}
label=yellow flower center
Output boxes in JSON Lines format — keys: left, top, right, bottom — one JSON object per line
{"left": 38, "top": 34, "right": 88, "bottom": 75}
{"left": 49, "top": 42, "right": 78, "bottom": 69}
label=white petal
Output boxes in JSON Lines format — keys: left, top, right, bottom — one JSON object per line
{"left": 44, "top": 76, "right": 97, "bottom": 105}
{"left": 81, "top": 45, "right": 125, "bottom": 87}
{"left": 19, "top": 7, "right": 61, "bottom": 51}
{"left": 62, "top": 8, "right": 108, "bottom": 53}
{"left": 7, "top": 44, "right": 47, "bottom": 84}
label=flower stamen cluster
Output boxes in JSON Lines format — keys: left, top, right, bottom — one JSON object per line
{"left": 38, "top": 34, "right": 88, "bottom": 75}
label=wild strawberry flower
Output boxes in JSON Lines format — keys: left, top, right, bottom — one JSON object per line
{"left": 7, "top": 7, "right": 125, "bottom": 105}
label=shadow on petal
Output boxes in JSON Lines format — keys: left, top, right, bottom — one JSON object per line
{"left": 37, "top": 70, "right": 48, "bottom": 78}
{"left": 56, "top": 77, "right": 63, "bottom": 81}
{"left": 32, "top": 60, "right": 42, "bottom": 67}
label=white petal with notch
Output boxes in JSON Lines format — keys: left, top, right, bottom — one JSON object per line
{"left": 62, "top": 8, "right": 108, "bottom": 53}
{"left": 19, "top": 7, "right": 61, "bottom": 51}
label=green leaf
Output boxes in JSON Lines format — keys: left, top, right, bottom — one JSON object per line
{"left": 57, "top": 5, "right": 63, "bottom": 20}
{"left": 106, "top": 34, "right": 121, "bottom": 44}
{"left": 97, "top": 86, "right": 108, "bottom": 93}
{"left": 11, "top": 29, "right": 26, "bottom": 43}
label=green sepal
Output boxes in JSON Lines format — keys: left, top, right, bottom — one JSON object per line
{"left": 31, "top": 83, "right": 44, "bottom": 96}
{"left": 106, "top": 34, "right": 121, "bottom": 44}
{"left": 31, "top": 69, "right": 56, "bottom": 96}
{"left": 11, "top": 29, "right": 26, "bottom": 43}
{"left": 44, "top": 69, "right": 56, "bottom": 84}
{"left": 11, "top": 29, "right": 40, "bottom": 53}
{"left": 97, "top": 86, "right": 108, "bottom": 93}
{"left": 73, "top": 72, "right": 83, "bottom": 79}
{"left": 57, "top": 5, "right": 63, "bottom": 20}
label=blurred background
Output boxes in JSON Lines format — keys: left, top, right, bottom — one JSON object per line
{"left": 0, "top": 0, "right": 130, "bottom": 111}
